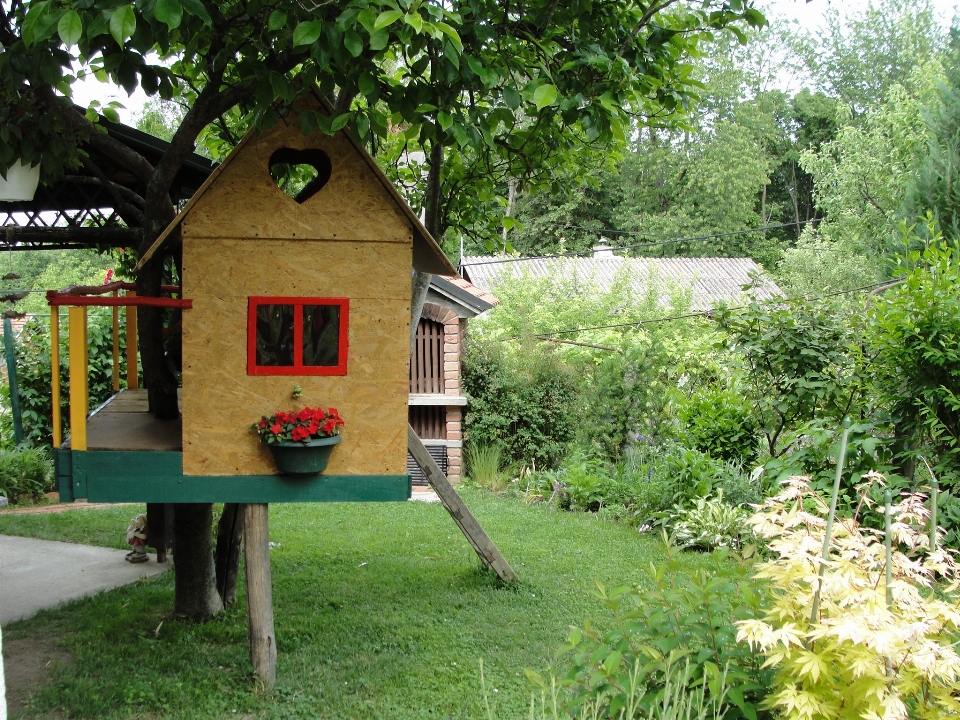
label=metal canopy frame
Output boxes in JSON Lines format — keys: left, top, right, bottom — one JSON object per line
{"left": 0, "top": 111, "right": 214, "bottom": 252}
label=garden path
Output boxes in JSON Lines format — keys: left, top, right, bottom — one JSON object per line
{"left": 0, "top": 535, "right": 168, "bottom": 626}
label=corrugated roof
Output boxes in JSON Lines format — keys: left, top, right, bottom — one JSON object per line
{"left": 460, "top": 255, "right": 781, "bottom": 311}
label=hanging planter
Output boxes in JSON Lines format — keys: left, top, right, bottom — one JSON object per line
{"left": 0, "top": 161, "right": 40, "bottom": 202}
{"left": 252, "top": 406, "right": 345, "bottom": 477}
{"left": 267, "top": 435, "right": 341, "bottom": 477}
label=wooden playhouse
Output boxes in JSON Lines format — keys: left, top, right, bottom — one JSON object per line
{"left": 51, "top": 89, "right": 457, "bottom": 504}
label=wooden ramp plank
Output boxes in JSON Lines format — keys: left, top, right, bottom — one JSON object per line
{"left": 407, "top": 425, "right": 517, "bottom": 584}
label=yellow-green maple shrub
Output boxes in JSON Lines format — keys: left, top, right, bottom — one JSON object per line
{"left": 736, "top": 475, "right": 960, "bottom": 719}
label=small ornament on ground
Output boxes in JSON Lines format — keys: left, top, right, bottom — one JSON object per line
{"left": 125, "top": 513, "right": 148, "bottom": 563}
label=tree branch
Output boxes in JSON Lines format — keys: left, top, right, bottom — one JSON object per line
{"left": 78, "top": 159, "right": 146, "bottom": 227}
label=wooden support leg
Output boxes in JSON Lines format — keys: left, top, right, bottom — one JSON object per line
{"left": 244, "top": 503, "right": 276, "bottom": 687}
{"left": 216, "top": 503, "right": 245, "bottom": 604}
{"left": 407, "top": 425, "right": 517, "bottom": 583}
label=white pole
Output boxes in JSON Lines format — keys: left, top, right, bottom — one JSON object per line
{"left": 1, "top": 623, "right": 7, "bottom": 720}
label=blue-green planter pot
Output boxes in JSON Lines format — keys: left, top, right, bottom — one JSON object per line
{"left": 267, "top": 435, "right": 342, "bottom": 477}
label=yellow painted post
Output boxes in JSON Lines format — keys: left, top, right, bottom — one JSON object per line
{"left": 51, "top": 307, "right": 61, "bottom": 448}
{"left": 68, "top": 306, "right": 88, "bottom": 451}
{"left": 112, "top": 292, "right": 120, "bottom": 392}
{"left": 126, "top": 291, "right": 138, "bottom": 389}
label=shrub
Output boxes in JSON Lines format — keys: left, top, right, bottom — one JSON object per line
{"left": 667, "top": 492, "right": 752, "bottom": 552}
{"left": 762, "top": 419, "right": 904, "bottom": 528}
{"left": 550, "top": 543, "right": 772, "bottom": 720}
{"left": 738, "top": 475, "right": 960, "bottom": 719}
{"left": 867, "top": 234, "right": 960, "bottom": 486}
{"left": 524, "top": 443, "right": 761, "bottom": 531}
{"left": 465, "top": 443, "right": 506, "bottom": 491}
{"left": 0, "top": 446, "right": 54, "bottom": 504}
{"left": 714, "top": 295, "right": 863, "bottom": 459}
{"left": 462, "top": 341, "right": 577, "bottom": 468}
{"left": 675, "top": 386, "right": 760, "bottom": 465}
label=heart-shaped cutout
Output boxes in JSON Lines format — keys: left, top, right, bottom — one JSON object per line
{"left": 269, "top": 148, "right": 332, "bottom": 204}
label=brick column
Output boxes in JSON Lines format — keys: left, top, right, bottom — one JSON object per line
{"left": 445, "top": 316, "right": 462, "bottom": 481}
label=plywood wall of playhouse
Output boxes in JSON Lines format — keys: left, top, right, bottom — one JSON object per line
{"left": 181, "top": 238, "right": 411, "bottom": 476}
{"left": 181, "top": 99, "right": 412, "bottom": 245}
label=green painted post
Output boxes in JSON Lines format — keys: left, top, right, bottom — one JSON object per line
{"left": 3, "top": 316, "right": 23, "bottom": 444}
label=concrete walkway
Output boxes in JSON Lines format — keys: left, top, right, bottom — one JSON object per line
{"left": 0, "top": 535, "right": 169, "bottom": 626}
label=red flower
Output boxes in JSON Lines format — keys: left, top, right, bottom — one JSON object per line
{"left": 291, "top": 426, "right": 309, "bottom": 441}
{"left": 254, "top": 405, "right": 344, "bottom": 443}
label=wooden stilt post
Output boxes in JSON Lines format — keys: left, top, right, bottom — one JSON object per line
{"left": 408, "top": 425, "right": 517, "bottom": 583}
{"left": 244, "top": 503, "right": 276, "bottom": 687}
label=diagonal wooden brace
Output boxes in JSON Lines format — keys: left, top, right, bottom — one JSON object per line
{"left": 407, "top": 425, "right": 517, "bottom": 583}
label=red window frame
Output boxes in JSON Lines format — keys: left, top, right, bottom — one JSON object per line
{"left": 247, "top": 296, "right": 349, "bottom": 376}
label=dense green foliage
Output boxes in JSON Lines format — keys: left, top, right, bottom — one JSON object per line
{"left": 553, "top": 546, "right": 771, "bottom": 720}
{"left": 715, "top": 296, "right": 862, "bottom": 458}
{"left": 867, "top": 235, "right": 960, "bottom": 485}
{"left": 0, "top": 445, "right": 53, "bottom": 503}
{"left": 461, "top": 342, "right": 576, "bottom": 469}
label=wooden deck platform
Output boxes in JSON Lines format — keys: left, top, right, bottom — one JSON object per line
{"left": 64, "top": 389, "right": 183, "bottom": 451}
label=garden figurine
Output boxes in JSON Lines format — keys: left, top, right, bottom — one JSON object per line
{"left": 125, "top": 513, "right": 148, "bottom": 563}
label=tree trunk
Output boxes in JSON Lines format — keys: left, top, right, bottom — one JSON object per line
{"left": 136, "top": 256, "right": 180, "bottom": 420}
{"left": 173, "top": 503, "right": 224, "bottom": 620}
{"left": 423, "top": 141, "right": 444, "bottom": 240}
{"left": 215, "top": 503, "right": 245, "bottom": 605}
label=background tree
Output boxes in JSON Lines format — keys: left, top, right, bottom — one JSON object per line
{"left": 786, "top": 0, "right": 946, "bottom": 114}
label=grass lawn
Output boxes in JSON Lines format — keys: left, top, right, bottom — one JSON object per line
{"left": 0, "top": 490, "right": 708, "bottom": 719}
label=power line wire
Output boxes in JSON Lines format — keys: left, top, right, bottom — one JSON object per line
{"left": 460, "top": 219, "right": 819, "bottom": 268}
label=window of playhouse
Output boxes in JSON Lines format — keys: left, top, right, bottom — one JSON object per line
{"left": 268, "top": 148, "right": 332, "bottom": 204}
{"left": 248, "top": 297, "right": 348, "bottom": 376}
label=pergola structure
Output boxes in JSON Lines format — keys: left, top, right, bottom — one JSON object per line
{"left": 0, "top": 112, "right": 213, "bottom": 251}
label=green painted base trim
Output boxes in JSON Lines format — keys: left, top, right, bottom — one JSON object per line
{"left": 56, "top": 450, "right": 412, "bottom": 503}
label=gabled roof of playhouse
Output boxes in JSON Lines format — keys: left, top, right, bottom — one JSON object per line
{"left": 138, "top": 87, "right": 456, "bottom": 276}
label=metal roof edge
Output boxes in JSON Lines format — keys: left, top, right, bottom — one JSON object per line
{"left": 429, "top": 276, "right": 496, "bottom": 315}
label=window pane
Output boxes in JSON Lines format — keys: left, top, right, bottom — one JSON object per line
{"left": 302, "top": 304, "right": 340, "bottom": 366}
{"left": 256, "top": 304, "right": 295, "bottom": 366}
